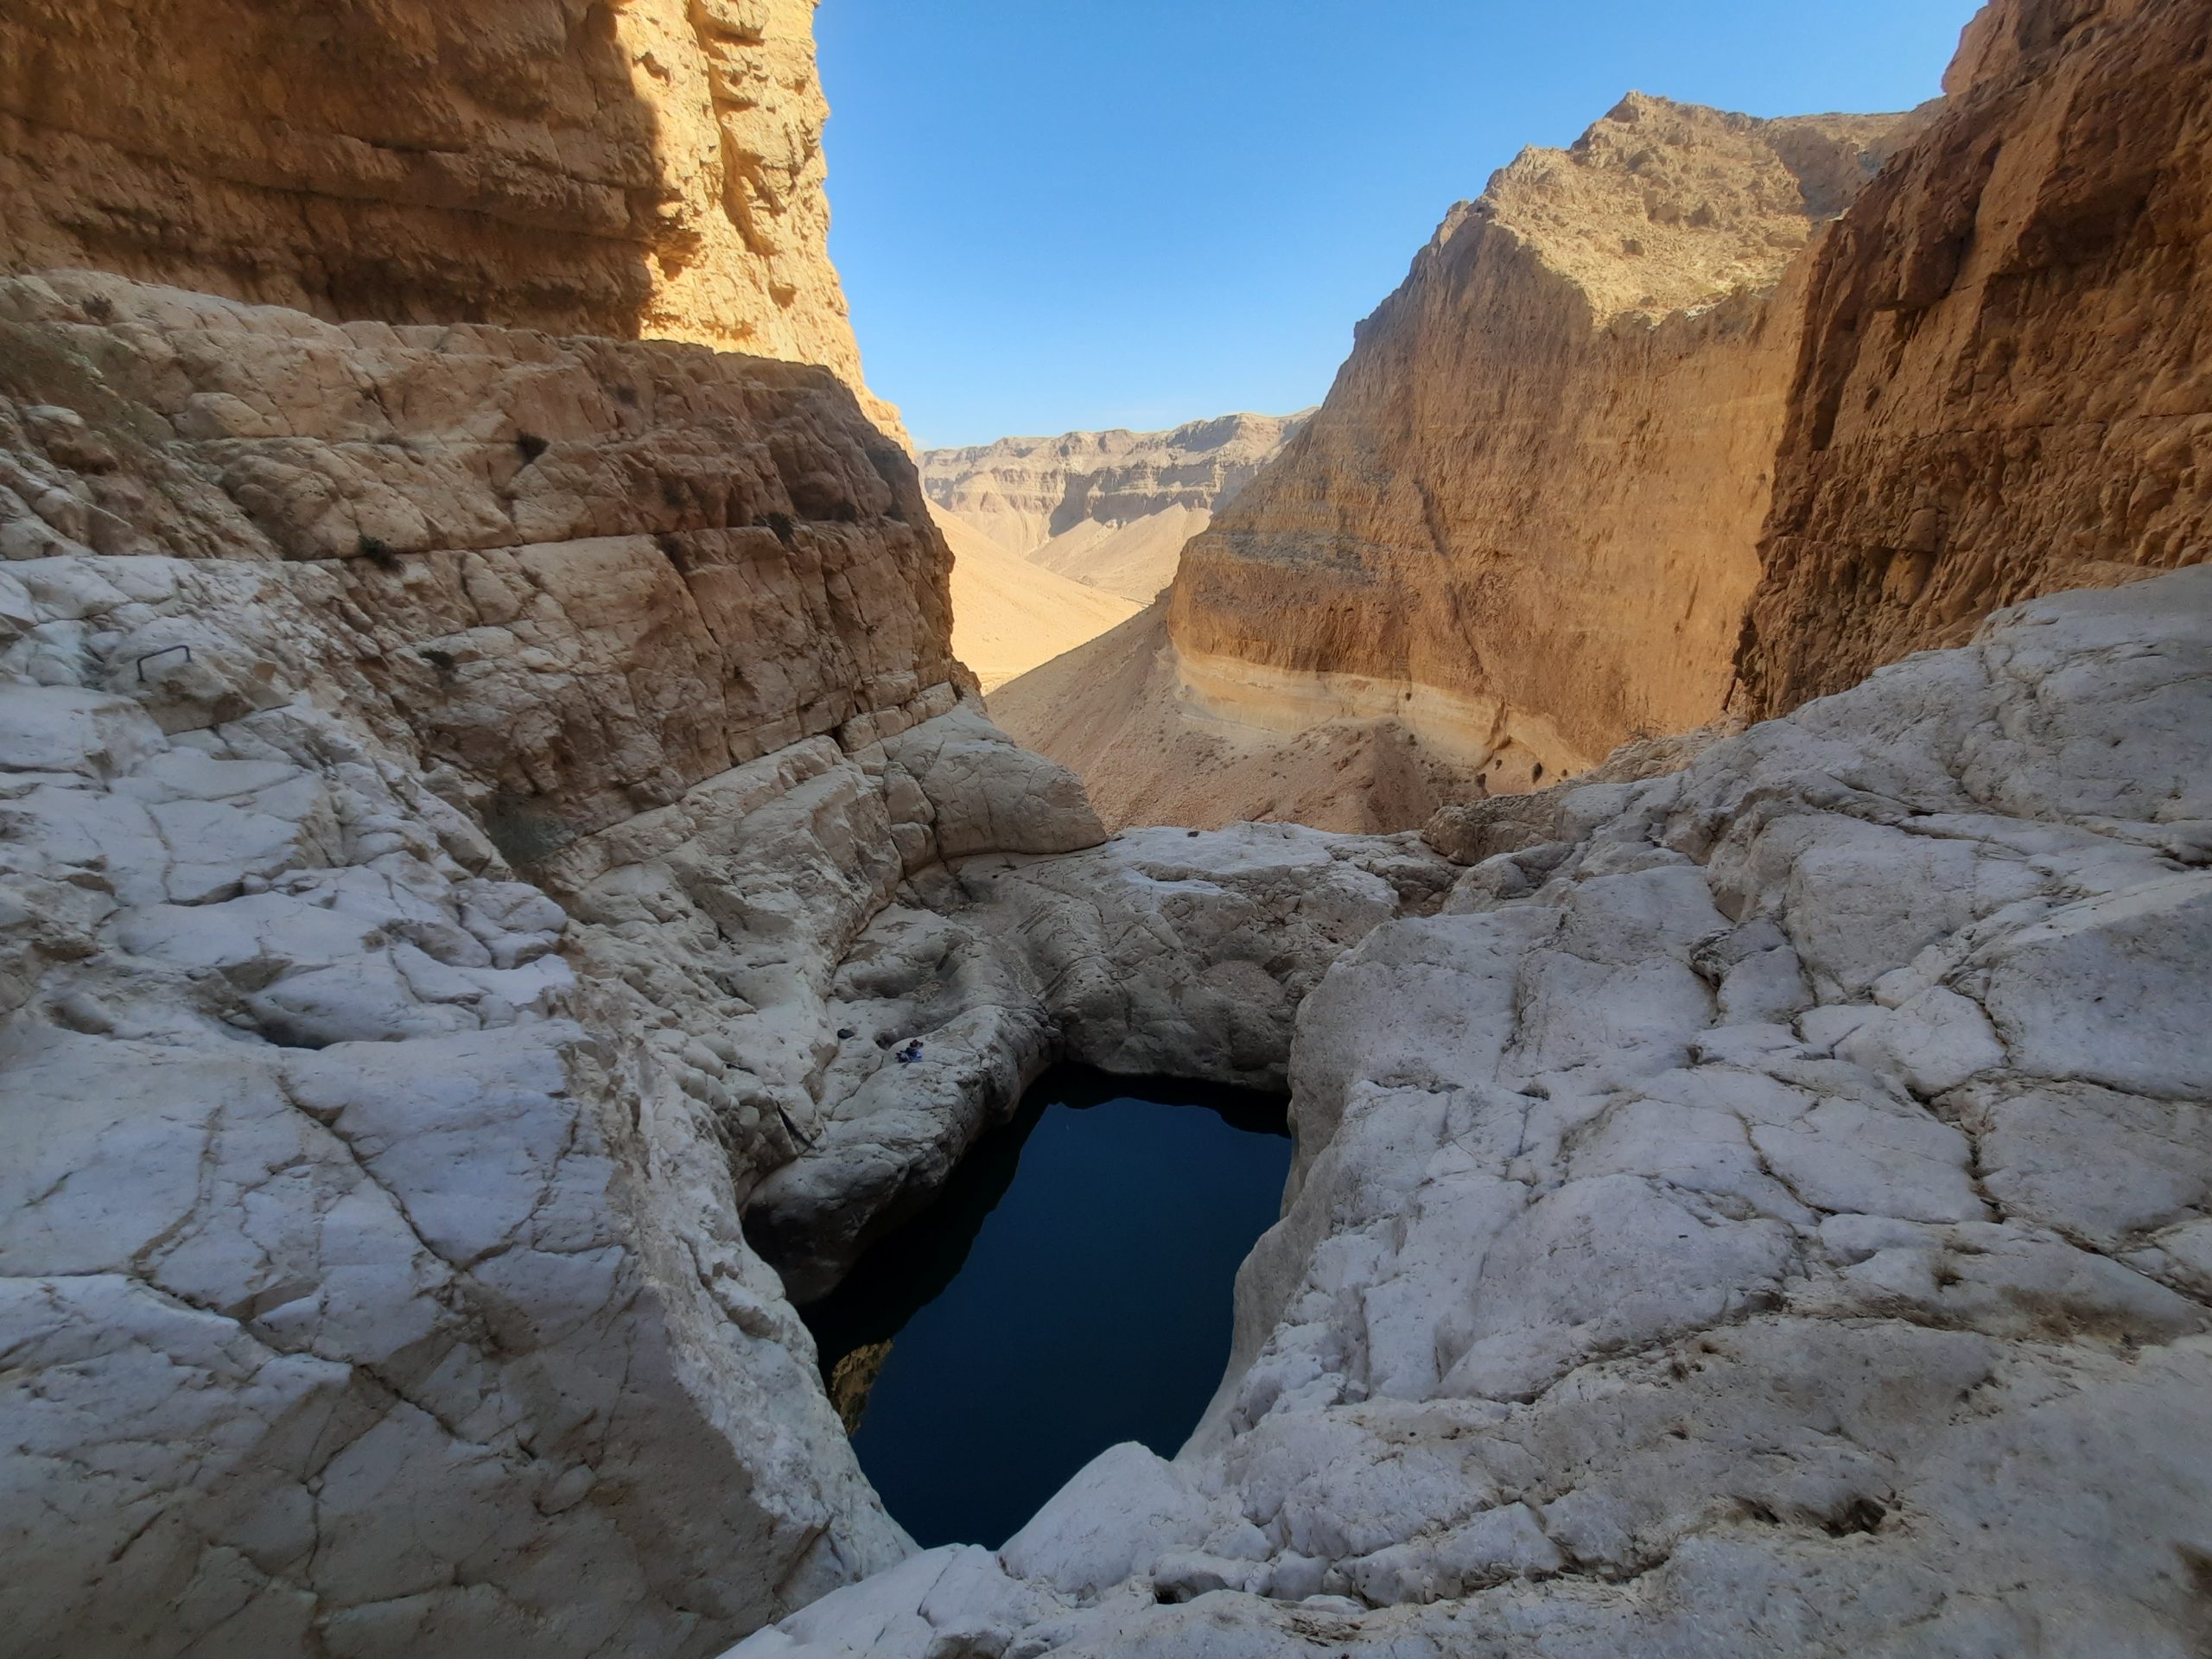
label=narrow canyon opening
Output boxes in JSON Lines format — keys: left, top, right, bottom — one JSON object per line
{"left": 801, "top": 1065, "right": 1291, "bottom": 1548}
{"left": 9, "top": 2, "right": 2209, "bottom": 1653}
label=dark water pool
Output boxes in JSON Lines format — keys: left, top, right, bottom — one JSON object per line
{"left": 801, "top": 1065, "right": 1292, "bottom": 1549}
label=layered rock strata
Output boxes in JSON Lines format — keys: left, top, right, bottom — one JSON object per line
{"left": 1084, "top": 0, "right": 2212, "bottom": 827}
{"left": 1161, "top": 99, "right": 1916, "bottom": 788}
{"left": 1735, "top": 0, "right": 2212, "bottom": 713}
{"left": 0, "top": 0, "right": 903, "bottom": 435}
{"left": 921, "top": 412, "right": 1308, "bottom": 602}
{"left": 0, "top": 271, "right": 1451, "bottom": 1655}
{"left": 0, "top": 270, "right": 1054, "bottom": 1656}
{"left": 734, "top": 564, "right": 2212, "bottom": 1659}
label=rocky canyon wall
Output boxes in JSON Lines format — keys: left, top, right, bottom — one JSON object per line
{"left": 1021, "top": 0, "right": 2209, "bottom": 834}
{"left": 10, "top": 3, "right": 2212, "bottom": 1656}
{"left": 998, "top": 99, "right": 1916, "bottom": 830}
{"left": 0, "top": 0, "right": 904, "bottom": 435}
{"left": 1163, "top": 99, "right": 1916, "bottom": 793}
{"left": 1735, "top": 0, "right": 2212, "bottom": 714}
{"left": 0, "top": 13, "right": 1454, "bottom": 1650}
{"left": 0, "top": 270, "right": 961, "bottom": 1658}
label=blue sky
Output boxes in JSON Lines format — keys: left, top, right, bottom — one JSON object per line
{"left": 815, "top": 1, "right": 1985, "bottom": 450}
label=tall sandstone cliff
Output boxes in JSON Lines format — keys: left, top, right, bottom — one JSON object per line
{"left": 1736, "top": 0, "right": 2212, "bottom": 712}
{"left": 0, "top": 0, "right": 905, "bottom": 436}
{"left": 1164, "top": 99, "right": 1918, "bottom": 791}
{"left": 1020, "top": 0, "right": 2209, "bottom": 835}
{"left": 998, "top": 99, "right": 1918, "bottom": 830}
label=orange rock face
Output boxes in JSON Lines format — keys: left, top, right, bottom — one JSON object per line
{"left": 1735, "top": 0, "right": 2212, "bottom": 714}
{"left": 1167, "top": 98, "right": 1917, "bottom": 784}
{"left": 0, "top": 0, "right": 903, "bottom": 435}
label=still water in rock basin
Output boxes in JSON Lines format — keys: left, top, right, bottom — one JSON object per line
{"left": 802, "top": 1065, "right": 1292, "bottom": 1548}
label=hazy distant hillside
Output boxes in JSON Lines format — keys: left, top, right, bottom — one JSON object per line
{"left": 920, "top": 410, "right": 1309, "bottom": 602}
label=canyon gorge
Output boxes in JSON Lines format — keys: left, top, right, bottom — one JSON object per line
{"left": 991, "top": 96, "right": 1925, "bottom": 834}
{"left": 925, "top": 415, "right": 1306, "bottom": 693}
{"left": 1, "top": 1, "right": 2208, "bottom": 1657}
{"left": 1004, "top": 0, "right": 2210, "bottom": 836}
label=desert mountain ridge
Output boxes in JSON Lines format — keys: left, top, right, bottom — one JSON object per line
{"left": 1007, "top": 12, "right": 2208, "bottom": 835}
{"left": 921, "top": 409, "right": 1311, "bottom": 603}
{"left": 923, "top": 409, "right": 1314, "bottom": 690}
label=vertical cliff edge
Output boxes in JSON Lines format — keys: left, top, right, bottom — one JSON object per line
{"left": 1736, "top": 0, "right": 2212, "bottom": 712}
{"left": 0, "top": 0, "right": 906, "bottom": 438}
{"left": 995, "top": 95, "right": 1923, "bottom": 830}
{"left": 1161, "top": 98, "right": 1919, "bottom": 791}
{"left": 1014, "top": 0, "right": 2207, "bottom": 833}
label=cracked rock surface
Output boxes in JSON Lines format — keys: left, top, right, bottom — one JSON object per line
{"left": 0, "top": 275, "right": 977, "bottom": 1658}
{"left": 729, "top": 568, "right": 2212, "bottom": 1658}
{"left": 0, "top": 271, "right": 1462, "bottom": 1656}
{"left": 0, "top": 639, "right": 910, "bottom": 1659}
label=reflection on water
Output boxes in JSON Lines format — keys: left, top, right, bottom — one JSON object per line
{"left": 826, "top": 1340, "right": 893, "bottom": 1435}
{"left": 801, "top": 1065, "right": 1291, "bottom": 1548}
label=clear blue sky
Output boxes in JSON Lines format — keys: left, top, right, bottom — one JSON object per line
{"left": 815, "top": 0, "right": 1985, "bottom": 450}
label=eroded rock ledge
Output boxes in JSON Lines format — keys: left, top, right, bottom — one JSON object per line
{"left": 0, "top": 270, "right": 969, "bottom": 1656}
{"left": 734, "top": 568, "right": 2212, "bottom": 1658}
{"left": 0, "top": 274, "right": 1454, "bottom": 1656}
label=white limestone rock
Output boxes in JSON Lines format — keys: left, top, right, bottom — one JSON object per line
{"left": 880, "top": 703, "right": 1108, "bottom": 862}
{"left": 728, "top": 1545, "right": 1060, "bottom": 1659}
{"left": 735, "top": 569, "right": 2212, "bottom": 1658}
{"left": 0, "top": 544, "right": 918, "bottom": 1656}
{"left": 14, "top": 269, "right": 2212, "bottom": 1659}
{"left": 742, "top": 821, "right": 1455, "bottom": 1299}
{"left": 1000, "top": 1443, "right": 1212, "bottom": 1598}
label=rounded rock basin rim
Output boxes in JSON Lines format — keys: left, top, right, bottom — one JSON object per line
{"left": 800, "top": 1065, "right": 1292, "bottom": 1550}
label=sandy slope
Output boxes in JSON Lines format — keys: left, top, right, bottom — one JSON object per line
{"left": 1024, "top": 505, "right": 1211, "bottom": 603}
{"left": 937, "top": 505, "right": 1141, "bottom": 692}
{"left": 988, "top": 601, "right": 1489, "bottom": 833}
